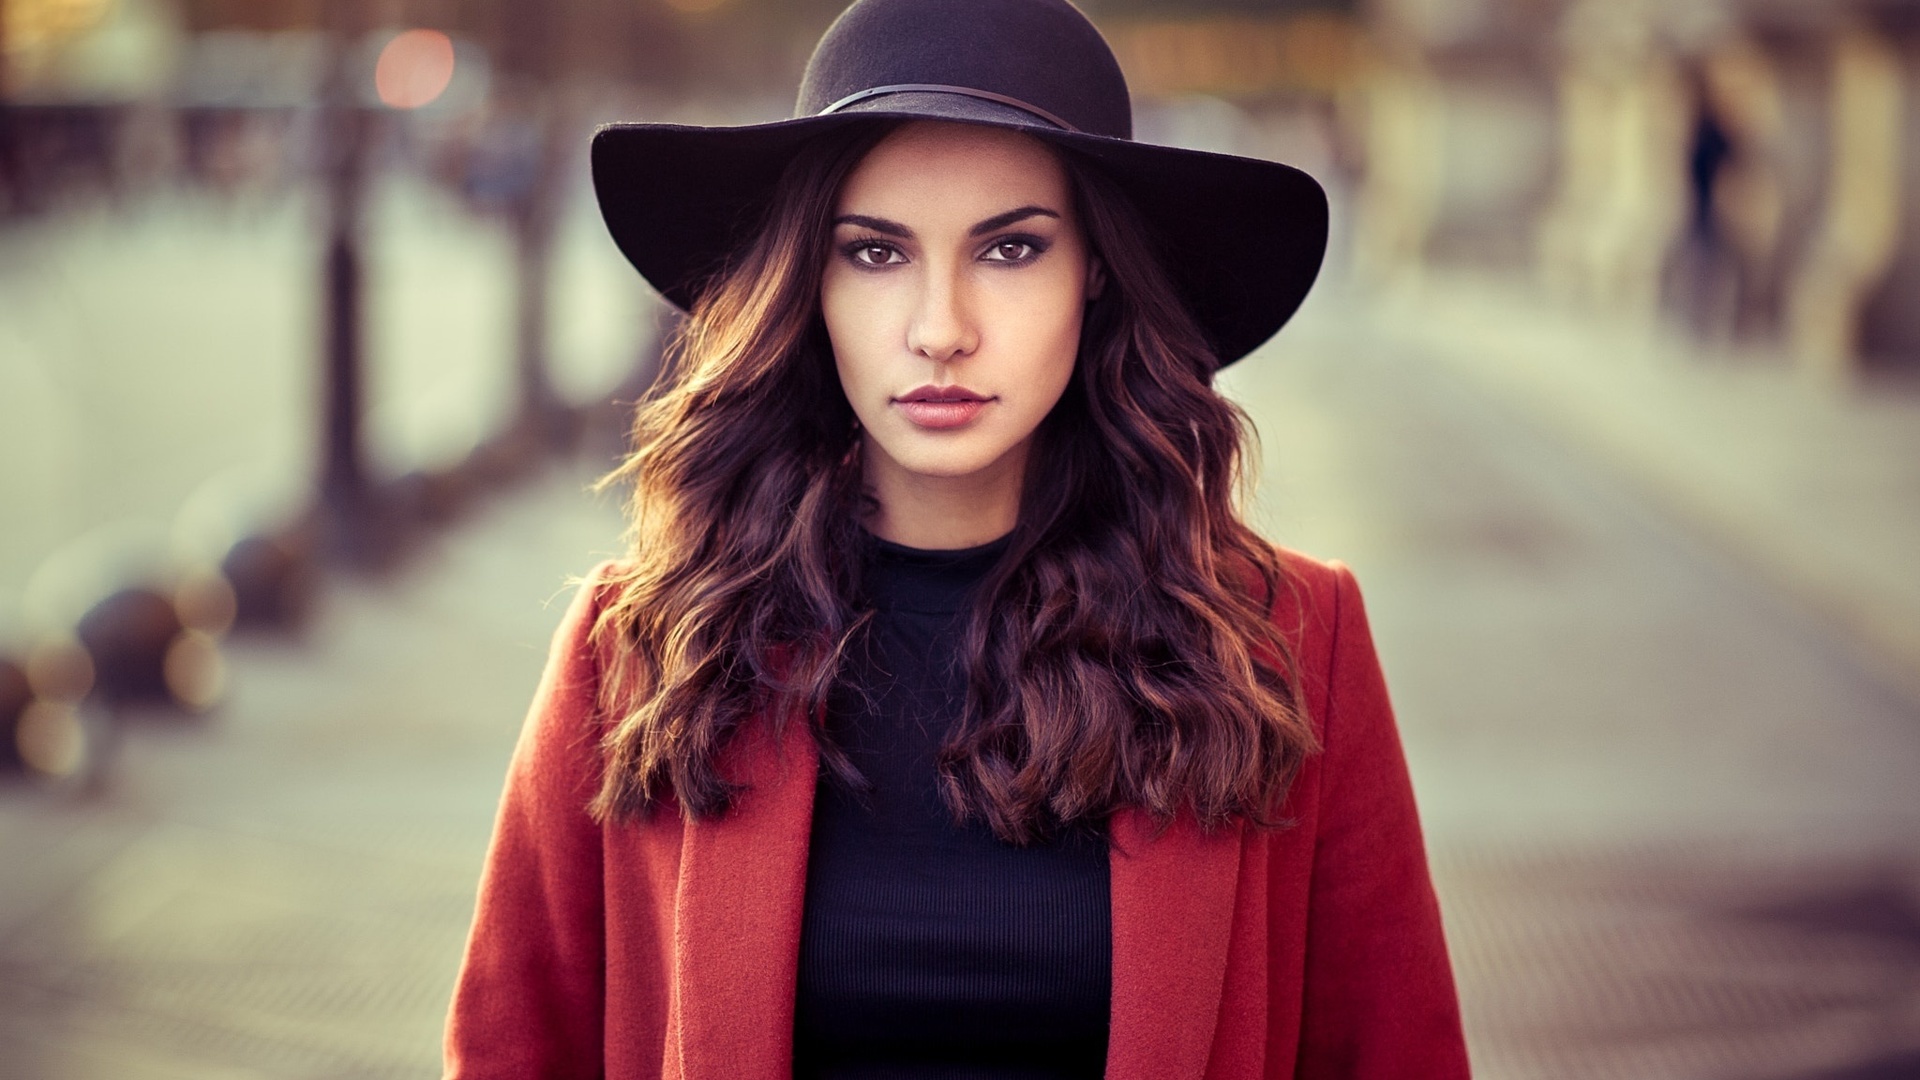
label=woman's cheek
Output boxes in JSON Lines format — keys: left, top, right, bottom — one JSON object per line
{"left": 824, "top": 282, "right": 892, "bottom": 415}
{"left": 1022, "top": 292, "right": 1083, "bottom": 394}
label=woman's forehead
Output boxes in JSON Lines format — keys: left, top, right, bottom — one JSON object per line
{"left": 834, "top": 121, "right": 1071, "bottom": 219}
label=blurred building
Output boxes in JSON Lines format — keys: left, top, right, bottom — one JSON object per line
{"left": 1349, "top": 0, "right": 1920, "bottom": 378}
{"left": 6, "top": 0, "right": 1916, "bottom": 768}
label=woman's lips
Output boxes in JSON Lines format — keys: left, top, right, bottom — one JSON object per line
{"left": 893, "top": 385, "right": 993, "bottom": 430}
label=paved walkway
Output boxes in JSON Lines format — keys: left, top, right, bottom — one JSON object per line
{"left": 0, "top": 461, "right": 629, "bottom": 1079}
{"left": 1237, "top": 292, "right": 1920, "bottom": 1080}
{"left": 1360, "top": 274, "right": 1920, "bottom": 704}
{"left": 1, "top": 287, "right": 1917, "bottom": 1079}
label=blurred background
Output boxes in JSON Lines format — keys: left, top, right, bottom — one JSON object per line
{"left": 2, "top": 0, "right": 1918, "bottom": 1077}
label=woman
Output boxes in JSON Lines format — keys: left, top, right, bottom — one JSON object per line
{"left": 445, "top": 0, "right": 1468, "bottom": 1077}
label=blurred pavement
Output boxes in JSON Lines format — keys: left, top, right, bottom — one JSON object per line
{"left": 0, "top": 461, "right": 628, "bottom": 1079}
{"left": 1364, "top": 275, "right": 1920, "bottom": 706}
{"left": 0, "top": 175, "right": 651, "bottom": 625}
{"left": 1, "top": 286, "right": 1917, "bottom": 1078}
{"left": 1235, "top": 289, "right": 1920, "bottom": 1080}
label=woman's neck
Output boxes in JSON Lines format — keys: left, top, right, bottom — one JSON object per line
{"left": 860, "top": 439, "right": 1025, "bottom": 550}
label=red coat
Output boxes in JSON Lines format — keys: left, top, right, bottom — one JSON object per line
{"left": 444, "top": 550, "right": 1470, "bottom": 1079}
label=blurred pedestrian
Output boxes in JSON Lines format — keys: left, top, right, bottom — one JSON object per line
{"left": 1671, "top": 61, "right": 1744, "bottom": 342}
{"left": 444, "top": 1, "right": 1467, "bottom": 1077}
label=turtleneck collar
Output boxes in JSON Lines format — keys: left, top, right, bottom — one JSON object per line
{"left": 860, "top": 530, "right": 1014, "bottom": 616}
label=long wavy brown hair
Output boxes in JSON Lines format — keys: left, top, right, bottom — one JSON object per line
{"left": 589, "top": 121, "right": 1316, "bottom": 843}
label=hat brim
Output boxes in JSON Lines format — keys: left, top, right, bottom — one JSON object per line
{"left": 590, "top": 98, "right": 1328, "bottom": 366}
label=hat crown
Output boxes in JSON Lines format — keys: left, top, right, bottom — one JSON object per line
{"left": 794, "top": 0, "right": 1133, "bottom": 139}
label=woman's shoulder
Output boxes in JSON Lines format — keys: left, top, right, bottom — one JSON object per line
{"left": 1268, "top": 542, "right": 1350, "bottom": 598}
{"left": 560, "top": 557, "right": 640, "bottom": 622}
{"left": 1247, "top": 541, "right": 1356, "bottom": 637}
{"left": 1255, "top": 543, "right": 1396, "bottom": 746}
{"left": 578, "top": 556, "right": 638, "bottom": 591}
{"left": 536, "top": 558, "right": 638, "bottom": 678}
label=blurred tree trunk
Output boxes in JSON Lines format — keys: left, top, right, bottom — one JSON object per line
{"left": 499, "top": 0, "right": 570, "bottom": 449}
{"left": 1785, "top": 25, "right": 1903, "bottom": 379}
{"left": 319, "top": 0, "right": 378, "bottom": 558}
{"left": 0, "top": 0, "right": 16, "bottom": 215}
{"left": 1855, "top": 12, "right": 1920, "bottom": 372}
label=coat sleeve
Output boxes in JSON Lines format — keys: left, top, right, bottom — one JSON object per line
{"left": 444, "top": 565, "right": 614, "bottom": 1079}
{"left": 1294, "top": 564, "right": 1471, "bottom": 1079}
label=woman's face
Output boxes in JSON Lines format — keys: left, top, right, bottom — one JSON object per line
{"left": 823, "top": 121, "right": 1099, "bottom": 502}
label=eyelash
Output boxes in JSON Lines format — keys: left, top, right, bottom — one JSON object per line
{"left": 839, "top": 233, "right": 1052, "bottom": 269}
{"left": 841, "top": 236, "right": 906, "bottom": 268}
{"left": 984, "top": 234, "right": 1050, "bottom": 264}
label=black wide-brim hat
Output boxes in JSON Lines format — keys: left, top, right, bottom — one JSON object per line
{"left": 591, "top": 0, "right": 1328, "bottom": 367}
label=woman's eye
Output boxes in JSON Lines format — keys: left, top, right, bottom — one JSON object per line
{"left": 984, "top": 239, "right": 1041, "bottom": 263}
{"left": 850, "top": 243, "right": 902, "bottom": 267}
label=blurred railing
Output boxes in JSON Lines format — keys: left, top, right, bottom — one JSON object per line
{"left": 0, "top": 5, "right": 676, "bottom": 787}
{"left": 4, "top": 0, "right": 1917, "bottom": 788}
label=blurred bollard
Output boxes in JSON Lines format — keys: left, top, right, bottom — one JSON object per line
{"left": 9, "top": 519, "right": 248, "bottom": 789}
{"left": 76, "top": 587, "right": 189, "bottom": 708}
{"left": 68, "top": 583, "right": 225, "bottom": 715}
{"left": 0, "top": 658, "right": 30, "bottom": 771}
{"left": 177, "top": 468, "right": 318, "bottom": 633}
{"left": 221, "top": 528, "right": 318, "bottom": 633}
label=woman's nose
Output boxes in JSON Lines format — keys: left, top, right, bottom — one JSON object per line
{"left": 906, "top": 266, "right": 978, "bottom": 364}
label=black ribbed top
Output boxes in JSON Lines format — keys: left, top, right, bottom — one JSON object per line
{"left": 793, "top": 533, "right": 1112, "bottom": 1080}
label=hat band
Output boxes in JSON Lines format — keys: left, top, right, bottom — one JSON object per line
{"left": 817, "top": 84, "right": 1081, "bottom": 133}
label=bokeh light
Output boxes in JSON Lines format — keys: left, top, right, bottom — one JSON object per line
{"left": 15, "top": 700, "right": 85, "bottom": 778}
{"left": 374, "top": 28, "right": 456, "bottom": 111}
{"left": 174, "top": 569, "right": 239, "bottom": 638}
{"left": 162, "top": 630, "right": 226, "bottom": 713}
{"left": 2, "top": 0, "right": 114, "bottom": 52}
{"left": 24, "top": 637, "right": 94, "bottom": 703}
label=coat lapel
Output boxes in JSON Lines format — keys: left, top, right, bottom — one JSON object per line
{"left": 666, "top": 720, "right": 1248, "bottom": 1080}
{"left": 670, "top": 718, "right": 818, "bottom": 1080}
{"left": 1106, "top": 809, "right": 1247, "bottom": 1079}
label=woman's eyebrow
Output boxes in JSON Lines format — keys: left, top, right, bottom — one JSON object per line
{"left": 969, "top": 206, "right": 1059, "bottom": 236}
{"left": 832, "top": 206, "right": 1062, "bottom": 239}
{"left": 833, "top": 213, "right": 911, "bottom": 237}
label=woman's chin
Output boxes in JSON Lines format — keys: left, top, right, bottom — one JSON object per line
{"left": 894, "top": 454, "right": 1008, "bottom": 482}
{"left": 868, "top": 432, "right": 1024, "bottom": 484}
